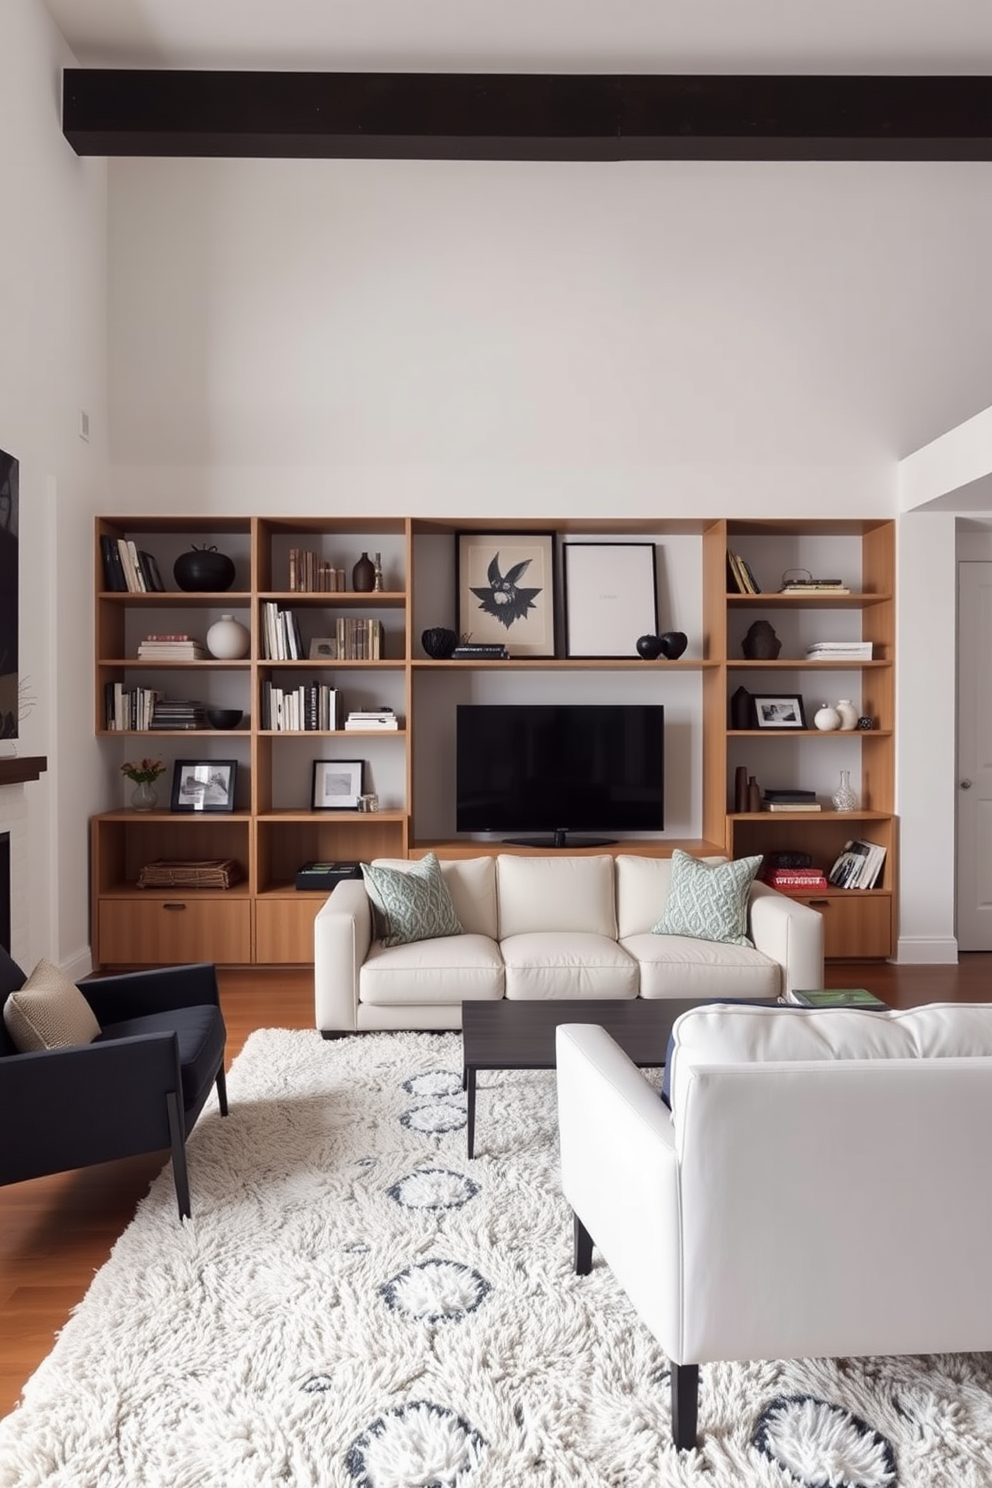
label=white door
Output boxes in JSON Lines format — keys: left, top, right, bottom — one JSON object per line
{"left": 957, "top": 561, "right": 992, "bottom": 949}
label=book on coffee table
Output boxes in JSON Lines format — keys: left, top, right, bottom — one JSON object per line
{"left": 787, "top": 987, "right": 887, "bottom": 1010}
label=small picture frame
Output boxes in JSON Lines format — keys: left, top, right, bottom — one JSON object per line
{"left": 563, "top": 542, "right": 658, "bottom": 658}
{"left": 171, "top": 759, "right": 238, "bottom": 812}
{"left": 753, "top": 695, "right": 807, "bottom": 730}
{"left": 311, "top": 758, "right": 364, "bottom": 811}
{"left": 456, "top": 530, "right": 557, "bottom": 658}
{"left": 308, "top": 637, "right": 339, "bottom": 660}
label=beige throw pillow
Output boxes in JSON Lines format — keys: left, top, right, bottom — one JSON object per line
{"left": 2, "top": 958, "right": 101, "bottom": 1052}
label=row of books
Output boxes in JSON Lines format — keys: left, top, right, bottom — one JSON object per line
{"left": 288, "top": 549, "right": 348, "bottom": 593}
{"left": 260, "top": 602, "right": 305, "bottom": 660}
{"left": 104, "top": 686, "right": 206, "bottom": 731}
{"left": 726, "top": 550, "right": 761, "bottom": 594}
{"left": 335, "top": 617, "right": 384, "bottom": 660}
{"left": 100, "top": 536, "right": 166, "bottom": 594}
{"left": 828, "top": 839, "right": 886, "bottom": 890}
{"left": 805, "top": 640, "right": 874, "bottom": 660}
{"left": 137, "top": 633, "right": 207, "bottom": 661}
{"left": 261, "top": 682, "right": 339, "bottom": 732}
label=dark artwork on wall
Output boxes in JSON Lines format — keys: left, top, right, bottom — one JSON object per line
{"left": 0, "top": 450, "right": 18, "bottom": 739}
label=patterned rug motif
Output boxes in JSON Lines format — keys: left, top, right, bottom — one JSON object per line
{"left": 1, "top": 1028, "right": 991, "bottom": 1488}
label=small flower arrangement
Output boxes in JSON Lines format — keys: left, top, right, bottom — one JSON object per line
{"left": 120, "top": 757, "right": 166, "bottom": 786}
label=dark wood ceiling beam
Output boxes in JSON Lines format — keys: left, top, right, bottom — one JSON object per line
{"left": 62, "top": 71, "right": 992, "bottom": 162}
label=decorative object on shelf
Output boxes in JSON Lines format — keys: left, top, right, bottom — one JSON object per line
{"left": 764, "top": 851, "right": 814, "bottom": 870}
{"left": 205, "top": 708, "right": 243, "bottom": 731}
{"left": 456, "top": 531, "right": 557, "bottom": 658}
{"left": 741, "top": 619, "right": 781, "bottom": 660}
{"left": 832, "top": 769, "right": 860, "bottom": 812}
{"left": 308, "top": 637, "right": 339, "bottom": 660}
{"left": 421, "top": 626, "right": 458, "bottom": 660}
{"left": 734, "top": 765, "right": 748, "bottom": 813}
{"left": 730, "top": 685, "right": 753, "bottom": 730}
{"left": 373, "top": 552, "right": 384, "bottom": 592}
{"left": 205, "top": 614, "right": 250, "bottom": 660}
{"left": 747, "top": 775, "right": 761, "bottom": 813}
{"left": 563, "top": 542, "right": 657, "bottom": 658}
{"left": 172, "top": 544, "right": 236, "bottom": 593}
{"left": 311, "top": 758, "right": 364, "bottom": 810}
{"left": 813, "top": 702, "right": 842, "bottom": 731}
{"left": 352, "top": 552, "right": 376, "bottom": 592}
{"left": 120, "top": 756, "right": 166, "bottom": 812}
{"left": 835, "top": 698, "right": 859, "bottom": 731}
{"left": 658, "top": 631, "right": 688, "bottom": 660}
{"left": 636, "top": 634, "right": 665, "bottom": 660}
{"left": 170, "top": 759, "right": 237, "bottom": 813}
{"left": 137, "top": 858, "right": 244, "bottom": 889}
{"left": 753, "top": 694, "right": 806, "bottom": 730}
{"left": 358, "top": 793, "right": 380, "bottom": 813}
{"left": 857, "top": 715, "right": 875, "bottom": 730}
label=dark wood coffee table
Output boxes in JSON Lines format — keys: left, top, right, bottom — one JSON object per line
{"left": 461, "top": 997, "right": 775, "bottom": 1157}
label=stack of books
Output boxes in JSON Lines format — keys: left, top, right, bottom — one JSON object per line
{"left": 150, "top": 698, "right": 206, "bottom": 730}
{"left": 100, "top": 536, "right": 166, "bottom": 594}
{"left": 451, "top": 643, "right": 509, "bottom": 660}
{"left": 137, "top": 633, "right": 207, "bottom": 661}
{"left": 726, "top": 550, "right": 760, "bottom": 594}
{"left": 344, "top": 708, "right": 399, "bottom": 731}
{"left": 761, "top": 865, "right": 829, "bottom": 893}
{"left": 805, "top": 640, "right": 874, "bottom": 661}
{"left": 778, "top": 577, "right": 850, "bottom": 595}
{"left": 762, "top": 789, "right": 821, "bottom": 813}
{"left": 828, "top": 839, "right": 887, "bottom": 889}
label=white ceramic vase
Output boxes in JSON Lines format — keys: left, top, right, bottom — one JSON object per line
{"left": 835, "top": 698, "right": 859, "bottom": 731}
{"left": 206, "top": 614, "right": 250, "bottom": 660}
{"left": 813, "top": 703, "right": 841, "bottom": 732}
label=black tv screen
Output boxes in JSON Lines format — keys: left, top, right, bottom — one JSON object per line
{"left": 455, "top": 703, "right": 664, "bottom": 846}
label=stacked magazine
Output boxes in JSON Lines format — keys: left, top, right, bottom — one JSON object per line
{"left": 828, "top": 839, "right": 886, "bottom": 890}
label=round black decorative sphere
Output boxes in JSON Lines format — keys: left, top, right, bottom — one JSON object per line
{"left": 173, "top": 545, "right": 236, "bottom": 593}
{"left": 658, "top": 630, "right": 688, "bottom": 660}
{"left": 636, "top": 634, "right": 665, "bottom": 660}
{"left": 421, "top": 626, "right": 458, "bottom": 660}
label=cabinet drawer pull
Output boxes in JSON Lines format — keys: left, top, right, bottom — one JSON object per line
{"left": 162, "top": 902, "right": 187, "bottom": 911}
{"left": 807, "top": 899, "right": 829, "bottom": 907}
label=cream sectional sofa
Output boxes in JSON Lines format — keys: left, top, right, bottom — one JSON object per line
{"left": 314, "top": 853, "right": 824, "bottom": 1033}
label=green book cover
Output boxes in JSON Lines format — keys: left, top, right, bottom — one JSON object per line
{"left": 792, "top": 988, "right": 887, "bottom": 1009}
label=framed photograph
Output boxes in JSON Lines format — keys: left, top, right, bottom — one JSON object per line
{"left": 308, "top": 637, "right": 339, "bottom": 660}
{"left": 753, "top": 695, "right": 807, "bottom": 730}
{"left": 171, "top": 759, "right": 238, "bottom": 813}
{"left": 563, "top": 542, "right": 658, "bottom": 658}
{"left": 456, "top": 531, "right": 557, "bottom": 658}
{"left": 312, "top": 758, "right": 364, "bottom": 811}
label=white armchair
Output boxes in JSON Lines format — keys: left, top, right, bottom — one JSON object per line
{"left": 556, "top": 1002, "right": 992, "bottom": 1450}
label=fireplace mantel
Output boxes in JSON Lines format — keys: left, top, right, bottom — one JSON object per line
{"left": 0, "top": 756, "right": 47, "bottom": 786}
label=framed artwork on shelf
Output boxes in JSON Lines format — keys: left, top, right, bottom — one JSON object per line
{"left": 170, "top": 759, "right": 238, "bottom": 813}
{"left": 563, "top": 542, "right": 657, "bottom": 658}
{"left": 308, "top": 637, "right": 339, "bottom": 660}
{"left": 312, "top": 758, "right": 364, "bottom": 811}
{"left": 456, "top": 531, "right": 557, "bottom": 658}
{"left": 753, "top": 695, "right": 807, "bottom": 730}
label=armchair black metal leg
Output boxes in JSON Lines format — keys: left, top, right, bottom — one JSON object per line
{"left": 215, "top": 1064, "right": 229, "bottom": 1117}
{"left": 166, "top": 1089, "right": 192, "bottom": 1220}
{"left": 573, "top": 1211, "right": 594, "bottom": 1275}
{"left": 670, "top": 1362, "right": 699, "bottom": 1451}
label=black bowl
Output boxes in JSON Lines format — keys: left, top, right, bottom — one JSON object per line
{"left": 206, "top": 708, "right": 243, "bottom": 731}
{"left": 173, "top": 546, "right": 236, "bottom": 592}
{"left": 421, "top": 626, "right": 458, "bottom": 659}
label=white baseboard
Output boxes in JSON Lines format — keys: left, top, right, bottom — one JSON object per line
{"left": 894, "top": 935, "right": 959, "bottom": 965}
{"left": 63, "top": 947, "right": 95, "bottom": 982}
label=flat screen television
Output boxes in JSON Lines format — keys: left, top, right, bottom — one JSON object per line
{"left": 455, "top": 703, "right": 664, "bottom": 848}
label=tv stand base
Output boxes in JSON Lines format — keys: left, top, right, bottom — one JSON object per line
{"left": 502, "top": 832, "right": 617, "bottom": 850}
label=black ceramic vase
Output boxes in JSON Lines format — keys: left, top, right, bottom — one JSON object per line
{"left": 421, "top": 626, "right": 457, "bottom": 659}
{"left": 658, "top": 631, "right": 688, "bottom": 660}
{"left": 173, "top": 545, "right": 236, "bottom": 593}
{"left": 636, "top": 634, "right": 665, "bottom": 660}
{"left": 352, "top": 552, "right": 376, "bottom": 592}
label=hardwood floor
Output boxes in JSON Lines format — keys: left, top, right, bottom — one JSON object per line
{"left": 2, "top": 957, "right": 990, "bottom": 1421}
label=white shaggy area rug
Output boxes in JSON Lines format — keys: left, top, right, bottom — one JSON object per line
{"left": 2, "top": 1028, "right": 992, "bottom": 1488}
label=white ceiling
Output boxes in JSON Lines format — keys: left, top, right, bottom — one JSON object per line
{"left": 39, "top": 0, "right": 992, "bottom": 74}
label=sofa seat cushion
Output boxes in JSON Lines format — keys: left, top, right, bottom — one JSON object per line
{"left": 501, "top": 932, "right": 638, "bottom": 1001}
{"left": 359, "top": 934, "right": 504, "bottom": 1007}
{"left": 621, "top": 933, "right": 780, "bottom": 1000}
{"left": 96, "top": 1005, "right": 225, "bottom": 1108}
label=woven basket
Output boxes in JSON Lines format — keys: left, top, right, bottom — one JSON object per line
{"left": 136, "top": 858, "right": 244, "bottom": 890}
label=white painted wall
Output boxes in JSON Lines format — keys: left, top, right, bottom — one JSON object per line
{"left": 0, "top": 0, "right": 107, "bottom": 973}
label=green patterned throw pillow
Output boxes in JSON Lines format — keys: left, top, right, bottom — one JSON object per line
{"left": 651, "top": 850, "right": 763, "bottom": 947}
{"left": 361, "top": 853, "right": 464, "bottom": 948}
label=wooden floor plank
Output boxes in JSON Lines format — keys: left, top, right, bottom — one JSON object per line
{"left": 1, "top": 959, "right": 989, "bottom": 1421}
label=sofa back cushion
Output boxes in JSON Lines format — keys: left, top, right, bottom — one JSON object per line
{"left": 616, "top": 854, "right": 728, "bottom": 938}
{"left": 497, "top": 854, "right": 617, "bottom": 939}
{"left": 372, "top": 856, "right": 498, "bottom": 940}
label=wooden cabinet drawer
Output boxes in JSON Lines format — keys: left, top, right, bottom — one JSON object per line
{"left": 797, "top": 893, "right": 893, "bottom": 959}
{"left": 97, "top": 896, "right": 252, "bottom": 966}
{"left": 255, "top": 897, "right": 323, "bottom": 964}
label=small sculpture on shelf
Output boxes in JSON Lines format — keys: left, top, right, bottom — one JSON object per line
{"left": 173, "top": 545, "right": 236, "bottom": 593}
{"left": 741, "top": 620, "right": 781, "bottom": 660}
{"left": 421, "top": 627, "right": 458, "bottom": 659}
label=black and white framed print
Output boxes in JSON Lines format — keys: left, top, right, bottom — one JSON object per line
{"left": 753, "top": 695, "right": 807, "bottom": 729}
{"left": 171, "top": 759, "right": 238, "bottom": 812}
{"left": 312, "top": 759, "right": 364, "bottom": 811}
{"left": 456, "top": 531, "right": 557, "bottom": 657}
{"left": 563, "top": 542, "right": 658, "bottom": 658}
